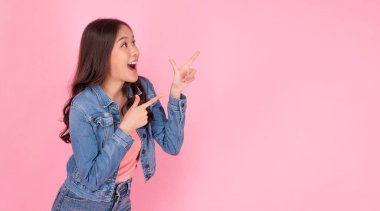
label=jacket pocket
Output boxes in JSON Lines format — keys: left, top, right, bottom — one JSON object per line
{"left": 90, "top": 112, "right": 114, "bottom": 148}
{"left": 92, "top": 112, "right": 114, "bottom": 127}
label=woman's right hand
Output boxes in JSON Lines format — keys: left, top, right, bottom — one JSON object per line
{"left": 119, "top": 94, "right": 162, "bottom": 135}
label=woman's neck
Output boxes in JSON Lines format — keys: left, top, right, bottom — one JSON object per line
{"left": 100, "top": 81, "right": 125, "bottom": 103}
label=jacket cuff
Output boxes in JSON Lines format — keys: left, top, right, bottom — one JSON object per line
{"left": 112, "top": 127, "right": 134, "bottom": 149}
{"left": 168, "top": 93, "right": 187, "bottom": 112}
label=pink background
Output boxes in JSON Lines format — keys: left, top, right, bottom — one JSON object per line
{"left": 1, "top": 0, "right": 380, "bottom": 210}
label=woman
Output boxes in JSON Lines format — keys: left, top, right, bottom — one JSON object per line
{"left": 51, "top": 18, "right": 199, "bottom": 211}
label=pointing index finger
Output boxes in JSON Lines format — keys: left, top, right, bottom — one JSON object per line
{"left": 141, "top": 96, "right": 162, "bottom": 109}
{"left": 185, "top": 50, "right": 200, "bottom": 66}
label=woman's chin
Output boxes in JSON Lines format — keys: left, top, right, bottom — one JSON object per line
{"left": 124, "top": 75, "right": 139, "bottom": 83}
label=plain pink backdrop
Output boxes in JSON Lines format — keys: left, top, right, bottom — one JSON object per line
{"left": 1, "top": 0, "right": 379, "bottom": 210}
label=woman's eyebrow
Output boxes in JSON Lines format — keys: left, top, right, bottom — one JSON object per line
{"left": 117, "top": 35, "right": 135, "bottom": 42}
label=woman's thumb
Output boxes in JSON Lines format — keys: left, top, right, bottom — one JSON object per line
{"left": 169, "top": 59, "right": 178, "bottom": 72}
{"left": 132, "top": 94, "right": 140, "bottom": 108}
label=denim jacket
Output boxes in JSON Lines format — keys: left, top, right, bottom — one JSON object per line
{"left": 63, "top": 76, "right": 187, "bottom": 202}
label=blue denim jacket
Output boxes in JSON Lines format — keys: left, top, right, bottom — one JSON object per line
{"left": 63, "top": 76, "right": 187, "bottom": 202}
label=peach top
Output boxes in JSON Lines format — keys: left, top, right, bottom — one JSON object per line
{"left": 115, "top": 129, "right": 142, "bottom": 183}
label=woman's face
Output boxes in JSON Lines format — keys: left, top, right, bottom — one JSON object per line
{"left": 108, "top": 25, "right": 140, "bottom": 83}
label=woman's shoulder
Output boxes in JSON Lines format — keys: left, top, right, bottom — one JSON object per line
{"left": 138, "top": 75, "right": 153, "bottom": 87}
{"left": 138, "top": 75, "right": 156, "bottom": 96}
{"left": 70, "top": 86, "right": 99, "bottom": 108}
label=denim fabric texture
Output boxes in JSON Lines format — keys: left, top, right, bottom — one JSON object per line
{"left": 52, "top": 178, "right": 133, "bottom": 211}
{"left": 53, "top": 76, "right": 187, "bottom": 204}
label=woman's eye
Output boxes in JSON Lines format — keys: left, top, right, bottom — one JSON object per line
{"left": 121, "top": 42, "right": 128, "bottom": 47}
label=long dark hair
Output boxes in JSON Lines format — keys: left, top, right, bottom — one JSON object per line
{"left": 59, "top": 18, "right": 153, "bottom": 143}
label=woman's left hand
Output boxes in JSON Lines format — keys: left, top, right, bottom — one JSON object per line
{"left": 169, "top": 50, "right": 200, "bottom": 99}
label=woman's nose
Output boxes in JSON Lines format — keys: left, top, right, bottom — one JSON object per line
{"left": 131, "top": 47, "right": 139, "bottom": 57}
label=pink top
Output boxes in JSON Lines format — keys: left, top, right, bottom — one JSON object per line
{"left": 116, "top": 129, "right": 142, "bottom": 183}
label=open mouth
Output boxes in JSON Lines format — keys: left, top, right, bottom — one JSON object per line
{"left": 128, "top": 61, "right": 137, "bottom": 70}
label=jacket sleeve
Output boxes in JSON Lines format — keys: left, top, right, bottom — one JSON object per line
{"left": 146, "top": 80, "right": 187, "bottom": 155}
{"left": 69, "top": 104, "right": 134, "bottom": 190}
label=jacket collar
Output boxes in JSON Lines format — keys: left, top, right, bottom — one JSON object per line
{"left": 91, "top": 84, "right": 142, "bottom": 108}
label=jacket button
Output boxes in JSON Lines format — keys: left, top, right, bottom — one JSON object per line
{"left": 142, "top": 134, "right": 146, "bottom": 138}
{"left": 145, "top": 164, "right": 150, "bottom": 168}
{"left": 181, "top": 103, "right": 185, "bottom": 107}
{"left": 141, "top": 149, "right": 145, "bottom": 154}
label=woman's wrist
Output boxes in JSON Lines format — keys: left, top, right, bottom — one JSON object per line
{"left": 119, "top": 124, "right": 133, "bottom": 136}
{"left": 170, "top": 87, "right": 181, "bottom": 100}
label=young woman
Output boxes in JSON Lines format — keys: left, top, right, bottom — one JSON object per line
{"left": 51, "top": 18, "right": 199, "bottom": 211}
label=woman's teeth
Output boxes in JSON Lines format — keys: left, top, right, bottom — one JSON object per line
{"left": 128, "top": 61, "right": 137, "bottom": 69}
